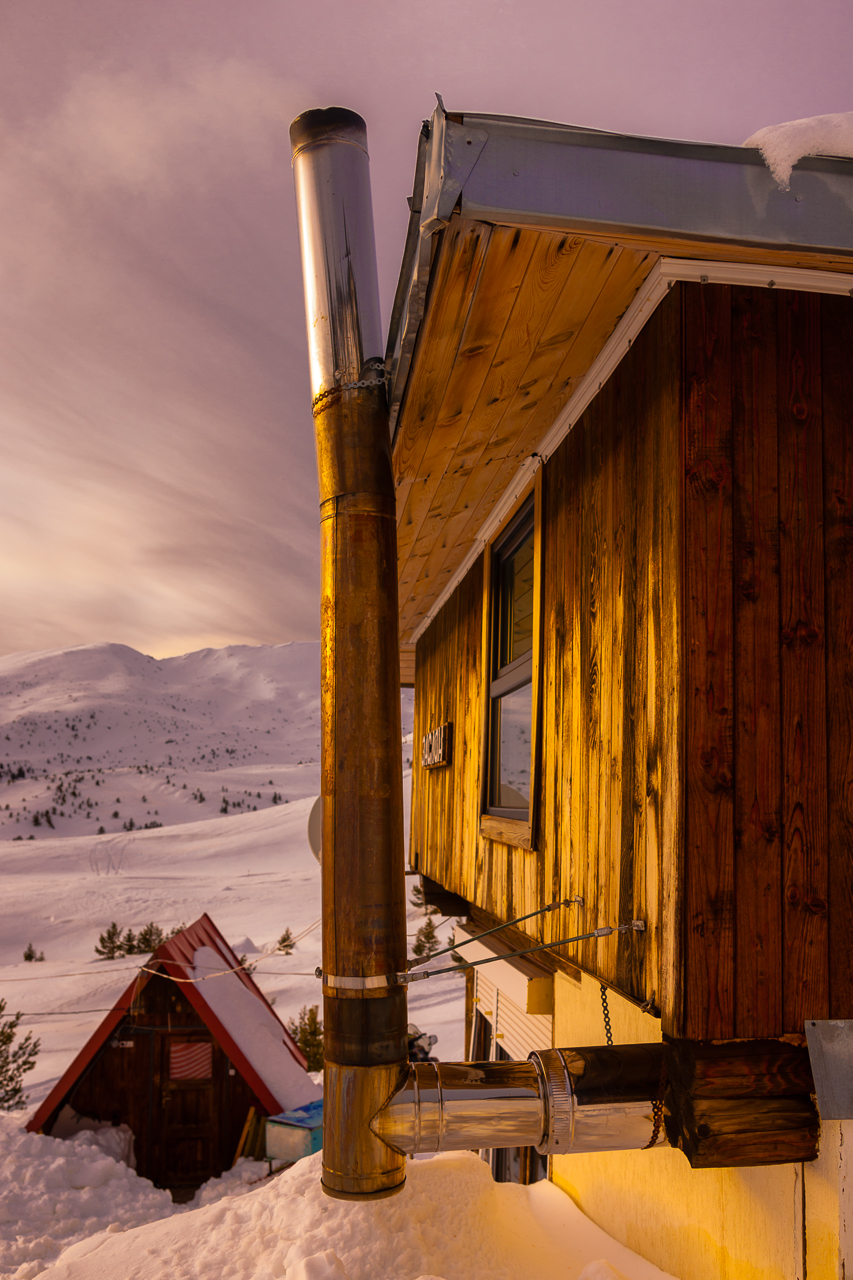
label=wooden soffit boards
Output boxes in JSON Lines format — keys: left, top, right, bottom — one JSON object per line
{"left": 392, "top": 214, "right": 657, "bottom": 644}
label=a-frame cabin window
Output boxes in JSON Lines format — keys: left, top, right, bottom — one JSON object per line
{"left": 487, "top": 498, "right": 536, "bottom": 820}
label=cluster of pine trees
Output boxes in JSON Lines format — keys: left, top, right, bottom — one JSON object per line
{"left": 94, "top": 920, "right": 185, "bottom": 959}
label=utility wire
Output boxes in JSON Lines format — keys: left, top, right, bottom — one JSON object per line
{"left": 404, "top": 921, "right": 644, "bottom": 982}
{"left": 0, "top": 918, "right": 323, "bottom": 985}
{"left": 1, "top": 1009, "right": 115, "bottom": 1019}
{"left": 408, "top": 897, "right": 582, "bottom": 969}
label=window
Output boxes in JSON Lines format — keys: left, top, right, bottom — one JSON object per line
{"left": 169, "top": 1040, "right": 213, "bottom": 1080}
{"left": 486, "top": 499, "right": 536, "bottom": 821}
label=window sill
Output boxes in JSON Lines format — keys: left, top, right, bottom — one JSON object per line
{"left": 480, "top": 813, "right": 535, "bottom": 850}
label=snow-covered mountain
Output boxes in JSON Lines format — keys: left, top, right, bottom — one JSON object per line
{"left": 0, "top": 641, "right": 413, "bottom": 840}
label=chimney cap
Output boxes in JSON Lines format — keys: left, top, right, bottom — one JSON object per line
{"left": 290, "top": 107, "right": 368, "bottom": 161}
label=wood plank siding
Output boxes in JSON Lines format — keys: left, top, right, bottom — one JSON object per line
{"left": 681, "top": 284, "right": 851, "bottom": 1038}
{"left": 411, "top": 294, "right": 682, "bottom": 1014}
{"left": 409, "top": 281, "right": 853, "bottom": 1040}
{"left": 48, "top": 972, "right": 259, "bottom": 1190}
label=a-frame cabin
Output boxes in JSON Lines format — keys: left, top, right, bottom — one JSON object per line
{"left": 390, "top": 103, "right": 853, "bottom": 1278}
{"left": 27, "top": 915, "right": 320, "bottom": 1196}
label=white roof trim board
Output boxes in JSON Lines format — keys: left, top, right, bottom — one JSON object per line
{"left": 408, "top": 257, "right": 853, "bottom": 646}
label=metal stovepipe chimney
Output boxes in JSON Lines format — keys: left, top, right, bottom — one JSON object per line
{"left": 290, "top": 107, "right": 409, "bottom": 1200}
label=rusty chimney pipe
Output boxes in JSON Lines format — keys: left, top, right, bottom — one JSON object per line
{"left": 290, "top": 107, "right": 408, "bottom": 1200}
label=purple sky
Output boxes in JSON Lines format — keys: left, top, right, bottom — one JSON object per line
{"left": 1, "top": 0, "right": 850, "bottom": 659}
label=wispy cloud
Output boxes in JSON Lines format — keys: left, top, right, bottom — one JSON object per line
{"left": 0, "top": 58, "right": 321, "bottom": 657}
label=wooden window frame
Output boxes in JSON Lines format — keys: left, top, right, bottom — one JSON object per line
{"left": 479, "top": 472, "right": 543, "bottom": 850}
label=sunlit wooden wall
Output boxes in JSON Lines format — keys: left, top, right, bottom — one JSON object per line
{"left": 410, "top": 283, "right": 853, "bottom": 1040}
{"left": 411, "top": 291, "right": 682, "bottom": 1024}
{"left": 681, "top": 283, "right": 853, "bottom": 1039}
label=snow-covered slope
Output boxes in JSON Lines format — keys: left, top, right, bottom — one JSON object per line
{"left": 0, "top": 641, "right": 414, "bottom": 839}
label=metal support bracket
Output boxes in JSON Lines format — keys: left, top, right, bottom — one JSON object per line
{"left": 804, "top": 1019, "right": 853, "bottom": 1119}
{"left": 421, "top": 98, "right": 489, "bottom": 234}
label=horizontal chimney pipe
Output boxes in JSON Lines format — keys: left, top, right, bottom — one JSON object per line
{"left": 371, "top": 1046, "right": 668, "bottom": 1157}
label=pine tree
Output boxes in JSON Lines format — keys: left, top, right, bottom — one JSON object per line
{"left": 22, "top": 943, "right": 44, "bottom": 963}
{"left": 123, "top": 929, "right": 138, "bottom": 955}
{"left": 412, "top": 916, "right": 441, "bottom": 961}
{"left": 277, "top": 928, "right": 295, "bottom": 955}
{"left": 94, "top": 922, "right": 126, "bottom": 960}
{"left": 136, "top": 922, "right": 164, "bottom": 953}
{"left": 286, "top": 1005, "right": 324, "bottom": 1072}
{"left": 0, "top": 999, "right": 40, "bottom": 1110}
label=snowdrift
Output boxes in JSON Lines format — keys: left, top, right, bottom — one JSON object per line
{"left": 37, "top": 1149, "right": 676, "bottom": 1280}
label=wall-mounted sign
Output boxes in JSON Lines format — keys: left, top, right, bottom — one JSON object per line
{"left": 422, "top": 722, "right": 452, "bottom": 768}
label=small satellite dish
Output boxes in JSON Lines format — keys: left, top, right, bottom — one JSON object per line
{"left": 307, "top": 794, "right": 322, "bottom": 864}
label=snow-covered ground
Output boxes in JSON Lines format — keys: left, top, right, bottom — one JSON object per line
{"left": 2, "top": 1124, "right": 674, "bottom": 1280}
{"left": 0, "top": 640, "right": 675, "bottom": 1279}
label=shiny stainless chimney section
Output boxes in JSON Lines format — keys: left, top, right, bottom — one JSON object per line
{"left": 371, "top": 1047, "right": 668, "bottom": 1157}
{"left": 290, "top": 107, "right": 408, "bottom": 1200}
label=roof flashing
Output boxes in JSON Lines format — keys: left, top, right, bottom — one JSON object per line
{"left": 387, "top": 105, "right": 853, "bottom": 438}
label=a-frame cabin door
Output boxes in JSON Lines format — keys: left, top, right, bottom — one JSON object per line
{"left": 159, "top": 1033, "right": 219, "bottom": 1188}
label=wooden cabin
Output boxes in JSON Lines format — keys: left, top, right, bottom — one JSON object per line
{"left": 390, "top": 103, "right": 853, "bottom": 1278}
{"left": 27, "top": 914, "right": 320, "bottom": 1197}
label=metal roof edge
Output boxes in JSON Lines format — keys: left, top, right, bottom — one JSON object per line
{"left": 455, "top": 110, "right": 853, "bottom": 171}
{"left": 387, "top": 106, "right": 853, "bottom": 451}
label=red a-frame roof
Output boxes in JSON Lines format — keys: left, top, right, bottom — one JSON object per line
{"left": 27, "top": 913, "right": 317, "bottom": 1133}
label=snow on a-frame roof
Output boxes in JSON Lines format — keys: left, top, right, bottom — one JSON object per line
{"left": 192, "top": 945, "right": 321, "bottom": 1112}
{"left": 744, "top": 110, "right": 853, "bottom": 189}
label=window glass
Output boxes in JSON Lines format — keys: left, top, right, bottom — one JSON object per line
{"left": 491, "top": 683, "right": 532, "bottom": 807}
{"left": 498, "top": 530, "right": 534, "bottom": 668}
{"left": 488, "top": 503, "right": 535, "bottom": 817}
{"left": 470, "top": 1010, "right": 492, "bottom": 1061}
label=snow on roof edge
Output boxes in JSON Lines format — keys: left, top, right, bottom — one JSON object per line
{"left": 743, "top": 110, "right": 853, "bottom": 190}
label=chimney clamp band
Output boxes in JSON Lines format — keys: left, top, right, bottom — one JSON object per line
{"left": 317, "top": 969, "right": 399, "bottom": 991}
